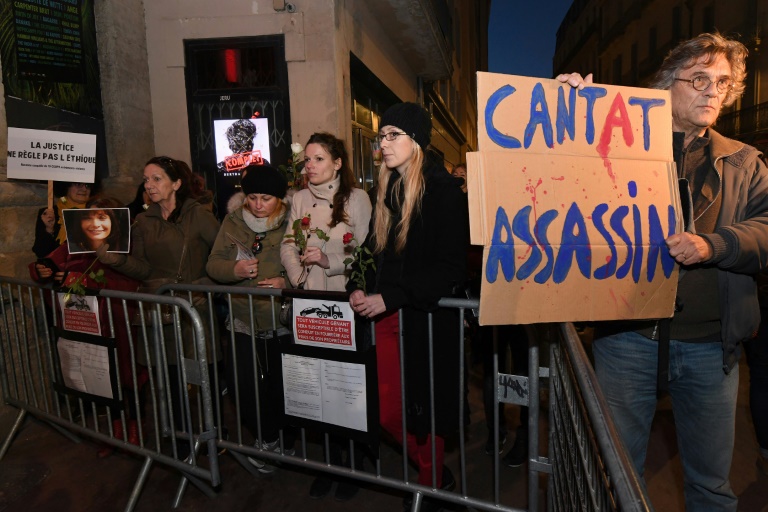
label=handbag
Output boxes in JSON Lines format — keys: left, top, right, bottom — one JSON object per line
{"left": 279, "top": 280, "right": 303, "bottom": 330}
{"left": 132, "top": 236, "right": 189, "bottom": 326}
{"left": 278, "top": 297, "right": 293, "bottom": 329}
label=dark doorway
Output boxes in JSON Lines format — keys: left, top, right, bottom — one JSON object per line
{"left": 185, "top": 35, "right": 291, "bottom": 217}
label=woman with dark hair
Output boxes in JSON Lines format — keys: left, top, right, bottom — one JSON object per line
{"left": 280, "top": 132, "right": 372, "bottom": 292}
{"left": 30, "top": 196, "right": 143, "bottom": 457}
{"left": 96, "top": 156, "right": 222, "bottom": 459}
{"left": 33, "top": 180, "right": 100, "bottom": 258}
{"left": 67, "top": 206, "right": 123, "bottom": 253}
{"left": 280, "top": 132, "right": 372, "bottom": 501}
{"left": 348, "top": 102, "right": 468, "bottom": 510}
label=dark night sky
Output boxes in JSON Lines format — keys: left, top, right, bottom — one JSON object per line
{"left": 488, "top": 0, "right": 575, "bottom": 79}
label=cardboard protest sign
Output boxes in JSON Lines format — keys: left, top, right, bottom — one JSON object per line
{"left": 7, "top": 127, "right": 96, "bottom": 183}
{"left": 468, "top": 72, "right": 682, "bottom": 325}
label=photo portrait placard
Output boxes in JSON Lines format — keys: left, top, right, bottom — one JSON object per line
{"left": 62, "top": 207, "right": 131, "bottom": 254}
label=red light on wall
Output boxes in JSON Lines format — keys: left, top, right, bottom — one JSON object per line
{"left": 224, "top": 49, "right": 240, "bottom": 83}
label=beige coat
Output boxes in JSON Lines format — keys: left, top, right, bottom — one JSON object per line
{"left": 280, "top": 178, "right": 372, "bottom": 292}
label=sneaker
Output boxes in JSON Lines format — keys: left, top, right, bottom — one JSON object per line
{"left": 502, "top": 429, "right": 528, "bottom": 468}
{"left": 484, "top": 433, "right": 507, "bottom": 455}
{"left": 246, "top": 439, "right": 295, "bottom": 473}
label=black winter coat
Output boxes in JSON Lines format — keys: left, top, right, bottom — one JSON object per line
{"left": 351, "top": 161, "right": 469, "bottom": 436}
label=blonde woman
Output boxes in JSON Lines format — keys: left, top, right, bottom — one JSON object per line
{"left": 348, "top": 102, "right": 468, "bottom": 508}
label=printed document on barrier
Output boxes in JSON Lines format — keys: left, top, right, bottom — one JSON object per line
{"left": 57, "top": 293, "right": 101, "bottom": 335}
{"left": 57, "top": 337, "right": 113, "bottom": 399}
{"left": 282, "top": 354, "right": 367, "bottom": 431}
{"left": 292, "top": 298, "right": 356, "bottom": 351}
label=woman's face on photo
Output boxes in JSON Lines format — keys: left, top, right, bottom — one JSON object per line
{"left": 245, "top": 193, "right": 280, "bottom": 219}
{"left": 143, "top": 164, "right": 180, "bottom": 205}
{"left": 379, "top": 125, "right": 413, "bottom": 173}
{"left": 81, "top": 210, "right": 111, "bottom": 248}
{"left": 303, "top": 143, "right": 341, "bottom": 186}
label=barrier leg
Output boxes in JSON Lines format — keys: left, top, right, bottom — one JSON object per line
{"left": 124, "top": 455, "right": 154, "bottom": 512}
{"left": 41, "top": 416, "right": 83, "bottom": 445}
{"left": 410, "top": 491, "right": 423, "bottom": 512}
{"left": 229, "top": 449, "right": 260, "bottom": 476}
{"left": 172, "top": 466, "right": 217, "bottom": 508}
{"left": 0, "top": 409, "right": 26, "bottom": 460}
{"left": 172, "top": 441, "right": 218, "bottom": 507}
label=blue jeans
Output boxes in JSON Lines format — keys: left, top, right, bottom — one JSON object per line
{"left": 593, "top": 331, "right": 738, "bottom": 512}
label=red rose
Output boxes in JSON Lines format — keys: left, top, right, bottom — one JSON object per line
{"left": 301, "top": 216, "right": 311, "bottom": 228}
{"left": 343, "top": 232, "right": 353, "bottom": 245}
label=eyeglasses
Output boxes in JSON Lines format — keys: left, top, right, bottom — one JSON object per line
{"left": 252, "top": 233, "right": 266, "bottom": 255}
{"left": 375, "top": 132, "right": 410, "bottom": 144}
{"left": 72, "top": 183, "right": 92, "bottom": 189}
{"left": 674, "top": 75, "right": 733, "bottom": 93}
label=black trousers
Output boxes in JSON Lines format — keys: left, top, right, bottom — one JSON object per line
{"left": 226, "top": 330, "right": 282, "bottom": 442}
{"left": 480, "top": 324, "right": 529, "bottom": 436}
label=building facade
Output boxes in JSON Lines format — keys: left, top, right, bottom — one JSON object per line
{"left": 553, "top": 0, "right": 768, "bottom": 151}
{"left": 0, "top": 0, "right": 488, "bottom": 277}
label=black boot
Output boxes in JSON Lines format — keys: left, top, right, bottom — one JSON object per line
{"left": 502, "top": 426, "right": 528, "bottom": 467}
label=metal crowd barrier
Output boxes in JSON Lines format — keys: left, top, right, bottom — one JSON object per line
{"left": 0, "top": 276, "right": 652, "bottom": 511}
{"left": 156, "top": 283, "right": 652, "bottom": 512}
{"left": 0, "top": 276, "right": 220, "bottom": 511}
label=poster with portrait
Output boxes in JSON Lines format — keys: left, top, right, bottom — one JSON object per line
{"left": 62, "top": 207, "right": 131, "bottom": 254}
{"left": 213, "top": 118, "right": 272, "bottom": 178}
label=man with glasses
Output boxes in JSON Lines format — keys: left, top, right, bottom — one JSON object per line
{"left": 560, "top": 33, "right": 768, "bottom": 511}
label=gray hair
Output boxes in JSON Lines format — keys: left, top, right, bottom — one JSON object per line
{"left": 649, "top": 32, "right": 747, "bottom": 107}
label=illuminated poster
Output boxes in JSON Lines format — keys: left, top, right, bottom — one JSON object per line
{"left": 12, "top": 0, "right": 85, "bottom": 83}
{"left": 214, "top": 118, "right": 272, "bottom": 177}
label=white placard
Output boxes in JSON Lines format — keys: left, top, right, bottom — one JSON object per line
{"left": 7, "top": 127, "right": 96, "bottom": 183}
{"left": 281, "top": 354, "right": 367, "bottom": 431}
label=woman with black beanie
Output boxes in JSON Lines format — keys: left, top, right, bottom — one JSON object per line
{"left": 348, "top": 102, "right": 469, "bottom": 510}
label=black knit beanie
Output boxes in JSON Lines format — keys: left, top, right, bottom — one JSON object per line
{"left": 380, "top": 102, "right": 432, "bottom": 150}
{"left": 240, "top": 165, "right": 288, "bottom": 199}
